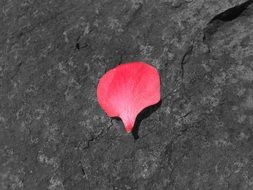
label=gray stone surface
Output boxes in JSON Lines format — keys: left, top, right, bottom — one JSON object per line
{"left": 1, "top": 0, "right": 253, "bottom": 189}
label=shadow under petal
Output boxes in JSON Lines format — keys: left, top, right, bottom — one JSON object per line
{"left": 132, "top": 100, "right": 162, "bottom": 140}
{"left": 110, "top": 100, "right": 162, "bottom": 139}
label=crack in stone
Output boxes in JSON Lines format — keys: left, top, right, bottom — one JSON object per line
{"left": 83, "top": 119, "right": 113, "bottom": 150}
{"left": 203, "top": 0, "right": 253, "bottom": 41}
{"left": 180, "top": 45, "right": 193, "bottom": 80}
{"left": 211, "top": 0, "right": 253, "bottom": 22}
{"left": 10, "top": 61, "right": 24, "bottom": 80}
{"left": 124, "top": 3, "right": 143, "bottom": 30}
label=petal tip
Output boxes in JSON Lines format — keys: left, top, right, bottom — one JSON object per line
{"left": 125, "top": 127, "right": 133, "bottom": 133}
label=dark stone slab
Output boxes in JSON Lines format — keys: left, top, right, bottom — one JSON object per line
{"left": 1, "top": 0, "right": 253, "bottom": 189}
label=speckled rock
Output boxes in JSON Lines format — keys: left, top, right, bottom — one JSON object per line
{"left": 1, "top": 0, "right": 253, "bottom": 189}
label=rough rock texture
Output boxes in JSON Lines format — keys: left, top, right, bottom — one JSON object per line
{"left": 1, "top": 0, "right": 253, "bottom": 189}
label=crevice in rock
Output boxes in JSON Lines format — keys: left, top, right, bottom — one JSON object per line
{"left": 75, "top": 42, "right": 80, "bottom": 50}
{"left": 180, "top": 45, "right": 193, "bottom": 80}
{"left": 212, "top": 0, "right": 253, "bottom": 21}
{"left": 10, "top": 61, "right": 24, "bottom": 80}
{"left": 203, "top": 0, "right": 253, "bottom": 41}
{"left": 123, "top": 4, "right": 143, "bottom": 31}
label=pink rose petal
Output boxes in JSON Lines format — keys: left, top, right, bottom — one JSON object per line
{"left": 97, "top": 62, "right": 160, "bottom": 133}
